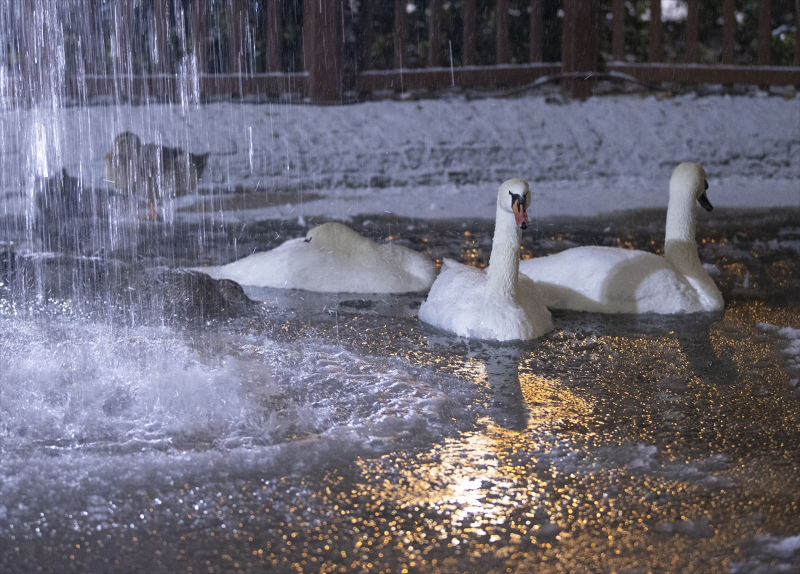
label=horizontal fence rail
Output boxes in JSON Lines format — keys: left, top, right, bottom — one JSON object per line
{"left": 5, "top": 0, "right": 800, "bottom": 105}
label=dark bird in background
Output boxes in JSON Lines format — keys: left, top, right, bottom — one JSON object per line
{"left": 34, "top": 168, "right": 85, "bottom": 220}
{"left": 104, "top": 131, "right": 209, "bottom": 220}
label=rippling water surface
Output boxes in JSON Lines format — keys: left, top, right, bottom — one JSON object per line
{"left": 1, "top": 209, "right": 799, "bottom": 573}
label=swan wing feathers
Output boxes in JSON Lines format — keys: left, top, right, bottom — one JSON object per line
{"left": 520, "top": 246, "right": 706, "bottom": 314}
{"left": 419, "top": 260, "right": 486, "bottom": 338}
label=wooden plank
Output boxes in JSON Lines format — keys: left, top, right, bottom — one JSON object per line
{"left": 529, "top": 0, "right": 543, "bottom": 63}
{"left": 429, "top": 0, "right": 442, "bottom": 67}
{"left": 496, "top": 0, "right": 510, "bottom": 64}
{"left": 229, "top": 0, "right": 247, "bottom": 74}
{"left": 612, "top": 0, "right": 624, "bottom": 61}
{"left": 356, "top": 63, "right": 561, "bottom": 91}
{"left": 78, "top": 0, "right": 96, "bottom": 75}
{"left": 153, "top": 0, "right": 171, "bottom": 74}
{"left": 758, "top": 0, "right": 771, "bottom": 65}
{"left": 304, "top": 0, "right": 345, "bottom": 100}
{"left": 81, "top": 73, "right": 307, "bottom": 101}
{"left": 796, "top": 0, "right": 800, "bottom": 66}
{"left": 359, "top": 0, "right": 375, "bottom": 70}
{"left": 190, "top": 0, "right": 209, "bottom": 75}
{"left": 267, "top": 0, "right": 283, "bottom": 72}
{"left": 561, "top": 0, "right": 600, "bottom": 98}
{"left": 686, "top": 0, "right": 699, "bottom": 63}
{"left": 462, "top": 0, "right": 477, "bottom": 66}
{"left": 607, "top": 62, "right": 800, "bottom": 85}
{"left": 200, "top": 73, "right": 307, "bottom": 96}
{"left": 722, "top": 0, "right": 736, "bottom": 64}
{"left": 394, "top": 0, "right": 408, "bottom": 68}
{"left": 649, "top": 0, "right": 662, "bottom": 63}
{"left": 111, "top": 0, "right": 134, "bottom": 77}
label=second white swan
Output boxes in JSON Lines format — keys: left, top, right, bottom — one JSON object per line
{"left": 519, "top": 162, "right": 724, "bottom": 314}
{"left": 195, "top": 222, "right": 437, "bottom": 293}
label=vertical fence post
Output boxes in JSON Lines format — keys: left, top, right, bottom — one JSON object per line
{"left": 722, "top": 0, "right": 736, "bottom": 64}
{"left": 394, "top": 0, "right": 408, "bottom": 68}
{"left": 462, "top": 0, "right": 477, "bottom": 65}
{"left": 612, "top": 0, "right": 624, "bottom": 61}
{"left": 111, "top": 0, "right": 133, "bottom": 77}
{"left": 686, "top": 0, "right": 699, "bottom": 62}
{"left": 359, "top": 0, "right": 375, "bottom": 70}
{"left": 757, "top": 0, "right": 771, "bottom": 65}
{"left": 304, "top": 0, "right": 345, "bottom": 101}
{"left": 153, "top": 1, "right": 171, "bottom": 74}
{"left": 649, "top": 0, "right": 662, "bottom": 62}
{"left": 796, "top": 0, "right": 800, "bottom": 66}
{"left": 562, "top": 0, "right": 600, "bottom": 99}
{"left": 267, "top": 0, "right": 283, "bottom": 72}
{"left": 229, "top": 0, "right": 247, "bottom": 75}
{"left": 153, "top": 1, "right": 174, "bottom": 100}
{"left": 79, "top": 0, "right": 96, "bottom": 75}
{"left": 110, "top": 0, "right": 134, "bottom": 99}
{"left": 496, "top": 0, "right": 510, "bottom": 64}
{"left": 428, "top": 0, "right": 442, "bottom": 66}
{"left": 190, "top": 0, "right": 209, "bottom": 100}
{"left": 530, "top": 0, "right": 543, "bottom": 62}
{"left": 70, "top": 0, "right": 96, "bottom": 101}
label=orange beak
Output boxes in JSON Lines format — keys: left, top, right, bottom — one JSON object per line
{"left": 513, "top": 200, "right": 529, "bottom": 229}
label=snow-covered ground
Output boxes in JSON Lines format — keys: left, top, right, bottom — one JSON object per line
{"left": 1, "top": 92, "right": 798, "bottom": 223}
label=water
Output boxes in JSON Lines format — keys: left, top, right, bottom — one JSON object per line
{"left": 1, "top": 209, "right": 799, "bottom": 573}
{"left": 0, "top": 2, "right": 798, "bottom": 571}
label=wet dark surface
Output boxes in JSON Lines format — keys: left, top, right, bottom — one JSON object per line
{"left": 1, "top": 208, "right": 799, "bottom": 573}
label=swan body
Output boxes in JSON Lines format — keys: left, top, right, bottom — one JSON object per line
{"left": 419, "top": 179, "right": 553, "bottom": 341}
{"left": 519, "top": 163, "right": 724, "bottom": 314}
{"left": 196, "top": 222, "right": 436, "bottom": 293}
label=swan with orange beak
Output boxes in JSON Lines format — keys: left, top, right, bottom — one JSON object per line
{"left": 419, "top": 178, "right": 552, "bottom": 341}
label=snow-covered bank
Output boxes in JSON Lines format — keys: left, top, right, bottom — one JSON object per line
{"left": 1, "top": 92, "right": 797, "bottom": 222}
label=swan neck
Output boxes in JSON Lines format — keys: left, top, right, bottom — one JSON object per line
{"left": 664, "top": 192, "right": 699, "bottom": 270}
{"left": 486, "top": 212, "right": 521, "bottom": 300}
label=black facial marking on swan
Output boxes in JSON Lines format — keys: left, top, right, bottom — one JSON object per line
{"left": 509, "top": 191, "right": 524, "bottom": 210}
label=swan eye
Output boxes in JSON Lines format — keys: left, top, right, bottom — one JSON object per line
{"left": 704, "top": 180, "right": 708, "bottom": 191}
{"left": 509, "top": 191, "right": 524, "bottom": 209}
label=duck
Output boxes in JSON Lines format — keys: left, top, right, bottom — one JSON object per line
{"left": 418, "top": 178, "right": 553, "bottom": 341}
{"left": 104, "top": 131, "right": 209, "bottom": 219}
{"left": 195, "top": 222, "right": 437, "bottom": 293}
{"left": 519, "top": 162, "right": 724, "bottom": 314}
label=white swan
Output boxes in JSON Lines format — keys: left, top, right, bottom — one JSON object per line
{"left": 195, "top": 222, "right": 436, "bottom": 293}
{"left": 519, "top": 162, "right": 724, "bottom": 314}
{"left": 419, "top": 179, "right": 553, "bottom": 341}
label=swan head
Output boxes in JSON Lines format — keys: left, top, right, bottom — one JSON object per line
{"left": 498, "top": 178, "right": 531, "bottom": 229}
{"left": 304, "top": 222, "right": 363, "bottom": 250}
{"left": 106, "top": 132, "right": 142, "bottom": 161}
{"left": 670, "top": 162, "right": 712, "bottom": 212}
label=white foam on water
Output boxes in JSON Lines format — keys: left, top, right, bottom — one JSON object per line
{"left": 758, "top": 323, "right": 800, "bottom": 383}
{"left": 0, "top": 316, "right": 477, "bottom": 516}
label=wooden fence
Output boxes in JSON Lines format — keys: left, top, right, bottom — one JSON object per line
{"left": 13, "top": 0, "right": 800, "bottom": 104}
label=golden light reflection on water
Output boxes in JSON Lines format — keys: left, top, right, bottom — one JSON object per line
{"left": 323, "top": 298, "right": 799, "bottom": 573}
{"left": 255, "top": 256, "right": 800, "bottom": 573}
{"left": 518, "top": 371, "right": 593, "bottom": 428}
